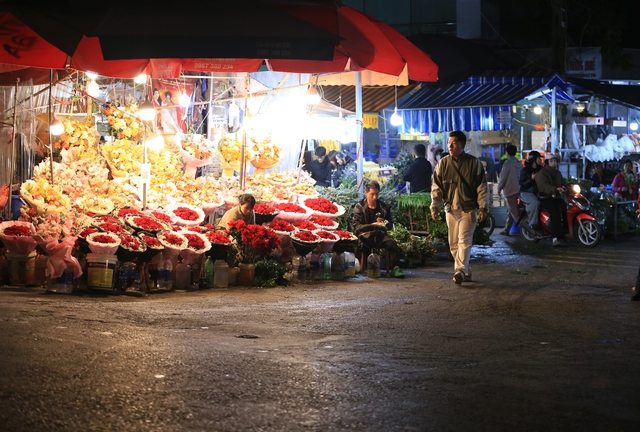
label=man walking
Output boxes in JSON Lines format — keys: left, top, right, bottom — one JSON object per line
{"left": 497, "top": 144, "right": 522, "bottom": 235}
{"left": 431, "top": 131, "right": 488, "bottom": 285}
{"left": 403, "top": 143, "right": 433, "bottom": 193}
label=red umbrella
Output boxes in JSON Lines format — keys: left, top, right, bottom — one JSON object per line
{"left": 267, "top": 2, "right": 438, "bottom": 82}
{"left": 0, "top": 11, "right": 149, "bottom": 78}
{"left": 0, "top": 0, "right": 340, "bottom": 77}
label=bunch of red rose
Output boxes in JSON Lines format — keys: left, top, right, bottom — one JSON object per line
{"left": 227, "top": 219, "right": 281, "bottom": 264}
{"left": 292, "top": 220, "right": 317, "bottom": 231}
{"left": 304, "top": 197, "right": 338, "bottom": 214}
{"left": 274, "top": 202, "right": 306, "bottom": 213}
{"left": 310, "top": 215, "right": 336, "bottom": 227}
{"left": 254, "top": 203, "right": 278, "bottom": 215}
{"left": 268, "top": 219, "right": 295, "bottom": 232}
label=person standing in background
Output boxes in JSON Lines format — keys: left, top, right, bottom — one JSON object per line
{"left": 309, "top": 146, "right": 331, "bottom": 187}
{"left": 612, "top": 159, "right": 638, "bottom": 201}
{"left": 497, "top": 145, "right": 522, "bottom": 235}
{"left": 403, "top": 143, "right": 433, "bottom": 193}
{"left": 431, "top": 131, "right": 488, "bottom": 285}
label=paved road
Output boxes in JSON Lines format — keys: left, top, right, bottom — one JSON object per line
{"left": 1, "top": 233, "right": 639, "bottom": 431}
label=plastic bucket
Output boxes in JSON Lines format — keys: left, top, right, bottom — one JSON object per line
{"left": 6, "top": 251, "right": 37, "bottom": 285}
{"left": 86, "top": 253, "right": 118, "bottom": 290}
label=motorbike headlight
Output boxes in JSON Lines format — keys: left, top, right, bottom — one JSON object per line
{"left": 572, "top": 184, "right": 581, "bottom": 194}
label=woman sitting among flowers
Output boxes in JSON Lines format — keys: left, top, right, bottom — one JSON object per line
{"left": 217, "top": 193, "right": 256, "bottom": 230}
{"left": 612, "top": 159, "right": 639, "bottom": 201}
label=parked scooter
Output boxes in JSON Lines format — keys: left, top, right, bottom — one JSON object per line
{"left": 517, "top": 184, "right": 602, "bottom": 247}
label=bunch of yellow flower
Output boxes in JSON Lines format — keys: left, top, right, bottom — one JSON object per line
{"left": 148, "top": 146, "right": 184, "bottom": 181}
{"left": 53, "top": 118, "right": 99, "bottom": 150}
{"left": 180, "top": 134, "right": 214, "bottom": 161}
{"left": 248, "top": 134, "right": 280, "bottom": 162}
{"left": 217, "top": 134, "right": 252, "bottom": 164}
{"left": 100, "top": 139, "right": 142, "bottom": 177}
{"left": 20, "top": 178, "right": 70, "bottom": 214}
{"left": 105, "top": 103, "right": 143, "bottom": 142}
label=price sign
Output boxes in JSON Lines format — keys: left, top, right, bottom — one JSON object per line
{"left": 140, "top": 163, "right": 151, "bottom": 184}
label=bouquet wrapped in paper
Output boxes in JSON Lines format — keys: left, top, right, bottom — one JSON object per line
{"left": 35, "top": 236, "right": 82, "bottom": 279}
{"left": 174, "top": 133, "right": 214, "bottom": 177}
{"left": 0, "top": 221, "right": 38, "bottom": 255}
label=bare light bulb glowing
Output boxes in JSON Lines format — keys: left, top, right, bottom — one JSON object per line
{"left": 179, "top": 92, "right": 191, "bottom": 108}
{"left": 138, "top": 101, "right": 155, "bottom": 121}
{"left": 50, "top": 119, "right": 64, "bottom": 136}
{"left": 85, "top": 71, "right": 98, "bottom": 80}
{"left": 631, "top": 122, "right": 639, "bottom": 132}
{"left": 533, "top": 106, "right": 543, "bottom": 115}
{"left": 134, "top": 73, "right": 147, "bottom": 84}
{"left": 306, "top": 85, "right": 321, "bottom": 105}
{"left": 390, "top": 107, "right": 403, "bottom": 126}
{"left": 87, "top": 80, "right": 100, "bottom": 98}
{"left": 146, "top": 135, "right": 165, "bottom": 151}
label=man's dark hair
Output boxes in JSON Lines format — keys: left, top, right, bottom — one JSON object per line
{"left": 414, "top": 143, "right": 426, "bottom": 157}
{"left": 364, "top": 180, "right": 381, "bottom": 192}
{"left": 238, "top": 193, "right": 256, "bottom": 208}
{"left": 449, "top": 131, "right": 467, "bottom": 145}
{"left": 315, "top": 146, "right": 327, "bottom": 157}
{"left": 506, "top": 145, "right": 517, "bottom": 156}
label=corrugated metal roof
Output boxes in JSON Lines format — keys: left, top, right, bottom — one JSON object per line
{"left": 398, "top": 73, "right": 574, "bottom": 110}
{"left": 319, "top": 84, "right": 420, "bottom": 113}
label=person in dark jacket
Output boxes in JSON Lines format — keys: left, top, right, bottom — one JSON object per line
{"left": 327, "top": 150, "right": 354, "bottom": 187}
{"left": 519, "top": 151, "right": 542, "bottom": 230}
{"left": 535, "top": 154, "right": 566, "bottom": 247}
{"left": 309, "top": 146, "right": 331, "bottom": 187}
{"left": 352, "top": 180, "right": 403, "bottom": 278}
{"left": 402, "top": 143, "right": 433, "bottom": 193}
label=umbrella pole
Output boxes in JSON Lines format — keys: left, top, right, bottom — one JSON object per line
{"left": 8, "top": 77, "right": 19, "bottom": 218}
{"left": 48, "top": 70, "right": 55, "bottom": 186}
{"left": 296, "top": 139, "right": 306, "bottom": 184}
{"left": 355, "top": 71, "right": 364, "bottom": 194}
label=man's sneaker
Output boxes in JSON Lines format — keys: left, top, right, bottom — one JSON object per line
{"left": 389, "top": 267, "right": 405, "bottom": 278}
{"left": 552, "top": 238, "right": 561, "bottom": 247}
{"left": 453, "top": 271, "right": 463, "bottom": 284}
{"left": 464, "top": 271, "right": 472, "bottom": 282}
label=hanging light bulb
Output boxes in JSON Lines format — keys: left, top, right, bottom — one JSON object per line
{"left": 146, "top": 134, "right": 165, "bottom": 151}
{"left": 85, "top": 71, "right": 98, "bottom": 80}
{"left": 533, "top": 105, "right": 543, "bottom": 115}
{"left": 306, "top": 85, "right": 321, "bottom": 105}
{"left": 138, "top": 101, "right": 155, "bottom": 121}
{"left": 179, "top": 92, "right": 191, "bottom": 108}
{"left": 50, "top": 119, "right": 64, "bottom": 136}
{"left": 134, "top": 73, "right": 147, "bottom": 84}
{"left": 87, "top": 79, "right": 100, "bottom": 98}
{"left": 390, "top": 107, "right": 403, "bottom": 126}
{"left": 630, "top": 122, "right": 639, "bottom": 132}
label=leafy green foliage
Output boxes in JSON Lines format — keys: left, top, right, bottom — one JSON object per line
{"left": 388, "top": 224, "right": 436, "bottom": 260}
{"left": 252, "top": 258, "right": 290, "bottom": 287}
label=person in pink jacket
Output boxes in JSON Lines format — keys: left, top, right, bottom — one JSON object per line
{"left": 611, "top": 159, "right": 638, "bottom": 201}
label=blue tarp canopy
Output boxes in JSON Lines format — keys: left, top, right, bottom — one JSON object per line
{"left": 397, "top": 73, "right": 575, "bottom": 133}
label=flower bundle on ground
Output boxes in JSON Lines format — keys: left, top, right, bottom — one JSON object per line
{"left": 227, "top": 220, "right": 281, "bottom": 264}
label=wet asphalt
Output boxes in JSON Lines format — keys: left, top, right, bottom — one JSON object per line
{"left": 1, "top": 231, "right": 639, "bottom": 432}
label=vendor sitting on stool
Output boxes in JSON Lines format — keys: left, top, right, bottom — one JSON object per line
{"left": 352, "top": 180, "right": 403, "bottom": 278}
{"left": 217, "top": 193, "right": 256, "bottom": 230}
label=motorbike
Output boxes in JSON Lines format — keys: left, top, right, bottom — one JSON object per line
{"left": 517, "top": 184, "right": 602, "bottom": 247}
